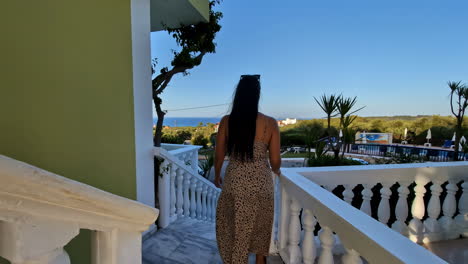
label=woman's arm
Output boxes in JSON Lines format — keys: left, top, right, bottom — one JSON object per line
{"left": 214, "top": 116, "right": 228, "bottom": 187}
{"left": 269, "top": 118, "right": 281, "bottom": 175}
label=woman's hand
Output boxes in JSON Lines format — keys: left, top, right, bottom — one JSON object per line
{"left": 273, "top": 169, "right": 281, "bottom": 177}
{"left": 214, "top": 176, "right": 223, "bottom": 188}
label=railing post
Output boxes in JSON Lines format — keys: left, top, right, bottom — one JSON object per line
{"left": 170, "top": 164, "right": 177, "bottom": 217}
{"left": 201, "top": 184, "right": 208, "bottom": 221}
{"left": 288, "top": 197, "right": 302, "bottom": 264}
{"left": 183, "top": 171, "right": 191, "bottom": 217}
{"left": 278, "top": 183, "right": 290, "bottom": 251}
{"left": 92, "top": 229, "right": 142, "bottom": 264}
{"left": 360, "top": 184, "right": 373, "bottom": 216}
{"left": 206, "top": 188, "right": 213, "bottom": 222}
{"left": 176, "top": 168, "right": 184, "bottom": 216}
{"left": 196, "top": 182, "right": 203, "bottom": 220}
{"left": 409, "top": 178, "right": 427, "bottom": 243}
{"left": 318, "top": 226, "right": 335, "bottom": 264}
{"left": 157, "top": 159, "right": 171, "bottom": 228}
{"left": 302, "top": 209, "right": 316, "bottom": 264}
{"left": 0, "top": 220, "right": 78, "bottom": 264}
{"left": 191, "top": 149, "right": 199, "bottom": 173}
{"left": 392, "top": 181, "right": 410, "bottom": 236}
{"left": 439, "top": 180, "right": 458, "bottom": 239}
{"left": 424, "top": 180, "right": 443, "bottom": 242}
{"left": 455, "top": 181, "right": 468, "bottom": 237}
{"left": 378, "top": 183, "right": 392, "bottom": 225}
{"left": 190, "top": 177, "right": 197, "bottom": 219}
{"left": 342, "top": 184, "right": 355, "bottom": 204}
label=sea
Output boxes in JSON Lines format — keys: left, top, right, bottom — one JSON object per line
{"left": 153, "top": 117, "right": 222, "bottom": 127}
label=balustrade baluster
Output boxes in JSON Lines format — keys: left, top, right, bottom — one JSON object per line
{"left": 342, "top": 247, "right": 362, "bottom": 264}
{"left": 192, "top": 150, "right": 199, "bottom": 172}
{"left": 409, "top": 179, "right": 427, "bottom": 243}
{"left": 378, "top": 183, "right": 392, "bottom": 225}
{"left": 170, "top": 164, "right": 177, "bottom": 217}
{"left": 318, "top": 226, "right": 335, "bottom": 264}
{"left": 196, "top": 182, "right": 203, "bottom": 220}
{"left": 288, "top": 197, "right": 302, "bottom": 264}
{"left": 343, "top": 184, "right": 355, "bottom": 204}
{"left": 183, "top": 171, "right": 191, "bottom": 217}
{"left": 190, "top": 177, "right": 197, "bottom": 219}
{"left": 455, "top": 181, "right": 468, "bottom": 237}
{"left": 176, "top": 168, "right": 184, "bottom": 216}
{"left": 360, "top": 184, "right": 373, "bottom": 216}
{"left": 439, "top": 180, "right": 458, "bottom": 239}
{"left": 201, "top": 184, "right": 208, "bottom": 221}
{"left": 206, "top": 188, "right": 213, "bottom": 221}
{"left": 302, "top": 209, "right": 317, "bottom": 264}
{"left": 424, "top": 180, "right": 443, "bottom": 242}
{"left": 392, "top": 181, "right": 410, "bottom": 235}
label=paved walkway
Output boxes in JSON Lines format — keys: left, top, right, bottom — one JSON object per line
{"left": 143, "top": 218, "right": 284, "bottom": 264}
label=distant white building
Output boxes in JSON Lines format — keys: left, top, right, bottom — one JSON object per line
{"left": 278, "top": 118, "right": 297, "bottom": 127}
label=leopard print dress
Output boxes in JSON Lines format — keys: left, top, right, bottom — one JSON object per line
{"left": 215, "top": 139, "right": 274, "bottom": 263}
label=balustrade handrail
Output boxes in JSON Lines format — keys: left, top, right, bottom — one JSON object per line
{"left": 154, "top": 147, "right": 218, "bottom": 190}
{"left": 297, "top": 161, "right": 468, "bottom": 186}
{"left": 160, "top": 143, "right": 202, "bottom": 156}
{"left": 0, "top": 155, "right": 158, "bottom": 231}
{"left": 280, "top": 169, "right": 448, "bottom": 264}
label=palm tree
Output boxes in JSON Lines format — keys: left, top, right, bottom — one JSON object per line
{"left": 448, "top": 81, "right": 468, "bottom": 161}
{"left": 314, "top": 94, "right": 341, "bottom": 158}
{"left": 337, "top": 96, "right": 365, "bottom": 156}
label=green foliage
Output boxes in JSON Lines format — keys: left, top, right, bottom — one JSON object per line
{"left": 199, "top": 152, "right": 214, "bottom": 179}
{"left": 192, "top": 133, "right": 209, "bottom": 148}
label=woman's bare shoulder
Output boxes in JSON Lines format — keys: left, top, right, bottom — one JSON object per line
{"left": 258, "top": 113, "right": 278, "bottom": 126}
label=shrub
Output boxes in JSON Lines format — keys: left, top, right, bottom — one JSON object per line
{"left": 192, "top": 134, "right": 209, "bottom": 148}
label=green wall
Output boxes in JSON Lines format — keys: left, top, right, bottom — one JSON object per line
{"left": 0, "top": 0, "right": 137, "bottom": 263}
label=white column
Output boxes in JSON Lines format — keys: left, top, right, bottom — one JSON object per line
{"left": 206, "top": 188, "right": 213, "bottom": 222}
{"left": 409, "top": 179, "right": 427, "bottom": 243}
{"left": 439, "top": 181, "right": 459, "bottom": 239}
{"left": 302, "top": 209, "right": 316, "bottom": 264}
{"left": 423, "top": 180, "right": 443, "bottom": 242}
{"left": 378, "top": 183, "right": 392, "bottom": 225}
{"left": 201, "top": 184, "right": 208, "bottom": 221}
{"left": 92, "top": 229, "right": 142, "bottom": 264}
{"left": 392, "top": 181, "right": 410, "bottom": 235}
{"left": 0, "top": 220, "right": 79, "bottom": 264}
{"left": 176, "top": 168, "right": 184, "bottom": 216}
{"left": 196, "top": 182, "right": 203, "bottom": 220}
{"left": 157, "top": 159, "right": 171, "bottom": 228}
{"left": 190, "top": 177, "right": 197, "bottom": 219}
{"left": 170, "top": 164, "right": 177, "bottom": 217}
{"left": 191, "top": 149, "right": 199, "bottom": 172}
{"left": 288, "top": 197, "right": 302, "bottom": 264}
{"left": 360, "top": 184, "right": 373, "bottom": 216}
{"left": 183, "top": 171, "right": 191, "bottom": 217}
{"left": 343, "top": 184, "right": 355, "bottom": 204}
{"left": 278, "top": 185, "right": 290, "bottom": 250}
{"left": 455, "top": 181, "right": 468, "bottom": 237}
{"left": 318, "top": 226, "right": 335, "bottom": 264}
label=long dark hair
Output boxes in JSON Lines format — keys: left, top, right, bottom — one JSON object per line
{"left": 227, "top": 75, "right": 261, "bottom": 161}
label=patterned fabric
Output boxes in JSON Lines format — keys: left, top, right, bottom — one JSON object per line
{"left": 216, "top": 140, "right": 274, "bottom": 263}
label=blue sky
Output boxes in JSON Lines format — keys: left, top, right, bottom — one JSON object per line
{"left": 151, "top": 0, "right": 468, "bottom": 119}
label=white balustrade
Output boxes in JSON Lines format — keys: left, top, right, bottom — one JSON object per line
{"left": 455, "top": 182, "right": 468, "bottom": 237}
{"left": 360, "top": 185, "right": 373, "bottom": 216}
{"left": 424, "top": 180, "right": 443, "bottom": 242}
{"left": 378, "top": 183, "right": 392, "bottom": 225}
{"left": 160, "top": 143, "right": 202, "bottom": 174}
{"left": 154, "top": 146, "right": 220, "bottom": 227}
{"left": 0, "top": 155, "right": 157, "bottom": 264}
{"left": 277, "top": 165, "right": 453, "bottom": 264}
{"left": 201, "top": 184, "right": 208, "bottom": 221}
{"left": 392, "top": 181, "right": 410, "bottom": 235}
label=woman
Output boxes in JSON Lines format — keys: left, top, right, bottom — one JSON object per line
{"left": 214, "top": 75, "right": 281, "bottom": 264}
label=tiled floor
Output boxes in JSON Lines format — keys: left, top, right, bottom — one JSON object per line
{"left": 143, "top": 218, "right": 284, "bottom": 264}
{"left": 143, "top": 218, "right": 467, "bottom": 264}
